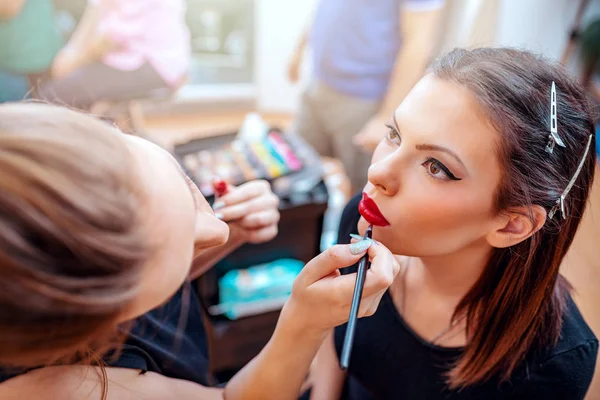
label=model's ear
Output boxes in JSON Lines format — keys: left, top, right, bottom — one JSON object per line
{"left": 486, "top": 205, "right": 547, "bottom": 248}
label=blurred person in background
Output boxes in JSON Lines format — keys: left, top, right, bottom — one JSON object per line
{"left": 37, "top": 0, "right": 190, "bottom": 110}
{"left": 578, "top": 16, "right": 600, "bottom": 157}
{"left": 0, "top": 0, "right": 63, "bottom": 102}
{"left": 288, "top": 0, "right": 444, "bottom": 192}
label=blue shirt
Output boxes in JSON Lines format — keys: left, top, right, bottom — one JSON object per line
{"left": 0, "top": 0, "right": 63, "bottom": 73}
{"left": 310, "top": 0, "right": 444, "bottom": 100}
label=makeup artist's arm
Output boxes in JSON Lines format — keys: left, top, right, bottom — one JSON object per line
{"left": 288, "top": 24, "right": 309, "bottom": 84}
{"left": 225, "top": 242, "right": 400, "bottom": 400}
{"left": 188, "top": 180, "right": 280, "bottom": 280}
{"left": 354, "top": 2, "right": 444, "bottom": 151}
{"left": 308, "top": 331, "right": 346, "bottom": 400}
{"left": 0, "top": 243, "right": 397, "bottom": 400}
{"left": 51, "top": 0, "right": 115, "bottom": 79}
{"left": 287, "top": 0, "right": 319, "bottom": 84}
{"left": 0, "top": 0, "right": 26, "bottom": 19}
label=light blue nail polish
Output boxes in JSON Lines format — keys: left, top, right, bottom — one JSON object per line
{"left": 349, "top": 239, "right": 373, "bottom": 255}
{"left": 215, "top": 213, "right": 224, "bottom": 220}
{"left": 213, "top": 201, "right": 225, "bottom": 210}
{"left": 350, "top": 234, "right": 364, "bottom": 241}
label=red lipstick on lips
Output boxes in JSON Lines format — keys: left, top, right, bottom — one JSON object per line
{"left": 358, "top": 192, "right": 390, "bottom": 226}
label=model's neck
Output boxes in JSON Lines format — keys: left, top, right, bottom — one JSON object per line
{"left": 410, "top": 240, "right": 494, "bottom": 301}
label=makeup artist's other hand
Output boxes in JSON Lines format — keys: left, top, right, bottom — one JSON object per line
{"left": 51, "top": 46, "right": 82, "bottom": 79}
{"left": 287, "top": 50, "right": 302, "bottom": 83}
{"left": 213, "top": 180, "right": 280, "bottom": 244}
{"left": 353, "top": 115, "right": 388, "bottom": 152}
{"left": 281, "top": 241, "right": 400, "bottom": 336}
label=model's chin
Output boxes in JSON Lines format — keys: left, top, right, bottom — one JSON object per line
{"left": 357, "top": 216, "right": 370, "bottom": 237}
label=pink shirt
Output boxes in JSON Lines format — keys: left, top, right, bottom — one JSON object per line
{"left": 90, "top": 0, "right": 190, "bottom": 87}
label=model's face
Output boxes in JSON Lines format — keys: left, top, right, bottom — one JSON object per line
{"left": 358, "top": 75, "right": 504, "bottom": 256}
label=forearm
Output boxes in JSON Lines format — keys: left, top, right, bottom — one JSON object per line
{"left": 64, "top": 1, "right": 114, "bottom": 66}
{"left": 67, "top": 1, "right": 103, "bottom": 49}
{"left": 225, "top": 301, "right": 326, "bottom": 400}
{"left": 0, "top": 0, "right": 26, "bottom": 18}
{"left": 378, "top": 8, "right": 443, "bottom": 117}
{"left": 309, "top": 331, "right": 345, "bottom": 400}
{"left": 294, "top": 27, "right": 309, "bottom": 55}
{"left": 224, "top": 237, "right": 398, "bottom": 399}
{"left": 379, "top": 42, "right": 433, "bottom": 117}
{"left": 292, "top": 8, "right": 313, "bottom": 60}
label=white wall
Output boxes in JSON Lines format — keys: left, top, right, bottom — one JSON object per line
{"left": 437, "top": 0, "right": 500, "bottom": 53}
{"left": 255, "top": 0, "right": 317, "bottom": 113}
{"left": 495, "top": 0, "right": 578, "bottom": 60}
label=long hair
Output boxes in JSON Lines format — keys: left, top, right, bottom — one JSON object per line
{"left": 430, "top": 48, "right": 596, "bottom": 388}
{"left": 0, "top": 104, "right": 149, "bottom": 373}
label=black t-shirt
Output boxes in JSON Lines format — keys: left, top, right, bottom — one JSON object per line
{"left": 0, "top": 282, "right": 212, "bottom": 386}
{"left": 333, "top": 194, "right": 598, "bottom": 400}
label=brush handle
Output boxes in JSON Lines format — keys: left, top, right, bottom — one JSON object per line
{"left": 340, "top": 226, "right": 372, "bottom": 370}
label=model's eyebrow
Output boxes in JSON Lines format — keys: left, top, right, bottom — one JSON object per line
{"left": 415, "top": 144, "right": 465, "bottom": 168}
{"left": 392, "top": 113, "right": 465, "bottom": 168}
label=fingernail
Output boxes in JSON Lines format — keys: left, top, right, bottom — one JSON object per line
{"left": 215, "top": 213, "right": 223, "bottom": 220}
{"left": 349, "top": 239, "right": 373, "bottom": 255}
{"left": 213, "top": 201, "right": 224, "bottom": 210}
{"left": 350, "top": 233, "right": 378, "bottom": 245}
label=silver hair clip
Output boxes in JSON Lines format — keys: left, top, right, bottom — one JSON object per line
{"left": 548, "top": 134, "right": 593, "bottom": 219}
{"left": 546, "top": 82, "right": 566, "bottom": 154}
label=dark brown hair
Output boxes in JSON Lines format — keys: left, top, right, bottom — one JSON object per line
{"left": 0, "top": 103, "right": 149, "bottom": 373}
{"left": 430, "top": 48, "right": 596, "bottom": 388}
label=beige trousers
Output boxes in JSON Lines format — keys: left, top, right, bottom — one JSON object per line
{"left": 293, "top": 80, "right": 381, "bottom": 192}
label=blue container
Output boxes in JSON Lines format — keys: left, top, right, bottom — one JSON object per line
{"left": 218, "top": 258, "right": 304, "bottom": 319}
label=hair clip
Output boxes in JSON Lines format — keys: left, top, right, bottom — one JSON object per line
{"left": 548, "top": 134, "right": 593, "bottom": 219}
{"left": 546, "top": 82, "right": 566, "bottom": 154}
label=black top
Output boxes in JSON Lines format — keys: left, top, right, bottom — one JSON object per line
{"left": 0, "top": 282, "right": 212, "bottom": 386}
{"left": 333, "top": 194, "right": 598, "bottom": 400}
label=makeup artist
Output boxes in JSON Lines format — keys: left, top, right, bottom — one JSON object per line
{"left": 0, "top": 103, "right": 400, "bottom": 400}
{"left": 37, "top": 0, "right": 189, "bottom": 110}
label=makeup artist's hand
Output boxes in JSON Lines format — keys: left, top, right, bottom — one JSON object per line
{"left": 212, "top": 180, "right": 280, "bottom": 244}
{"left": 287, "top": 51, "right": 302, "bottom": 84}
{"left": 280, "top": 240, "right": 400, "bottom": 336}
{"left": 51, "top": 46, "right": 84, "bottom": 79}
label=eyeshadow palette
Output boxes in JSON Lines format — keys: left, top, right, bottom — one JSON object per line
{"left": 179, "top": 130, "right": 305, "bottom": 197}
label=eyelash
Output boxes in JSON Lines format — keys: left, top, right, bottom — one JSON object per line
{"left": 385, "top": 124, "right": 401, "bottom": 145}
{"left": 384, "top": 124, "right": 461, "bottom": 182}
{"left": 422, "top": 158, "right": 461, "bottom": 181}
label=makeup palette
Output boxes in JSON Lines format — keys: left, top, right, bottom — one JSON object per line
{"left": 180, "top": 130, "right": 304, "bottom": 197}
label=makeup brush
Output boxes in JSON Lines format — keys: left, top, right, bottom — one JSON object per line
{"left": 340, "top": 225, "right": 373, "bottom": 370}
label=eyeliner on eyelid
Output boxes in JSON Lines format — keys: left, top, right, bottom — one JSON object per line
{"left": 426, "top": 158, "right": 461, "bottom": 181}
{"left": 381, "top": 124, "right": 460, "bottom": 180}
